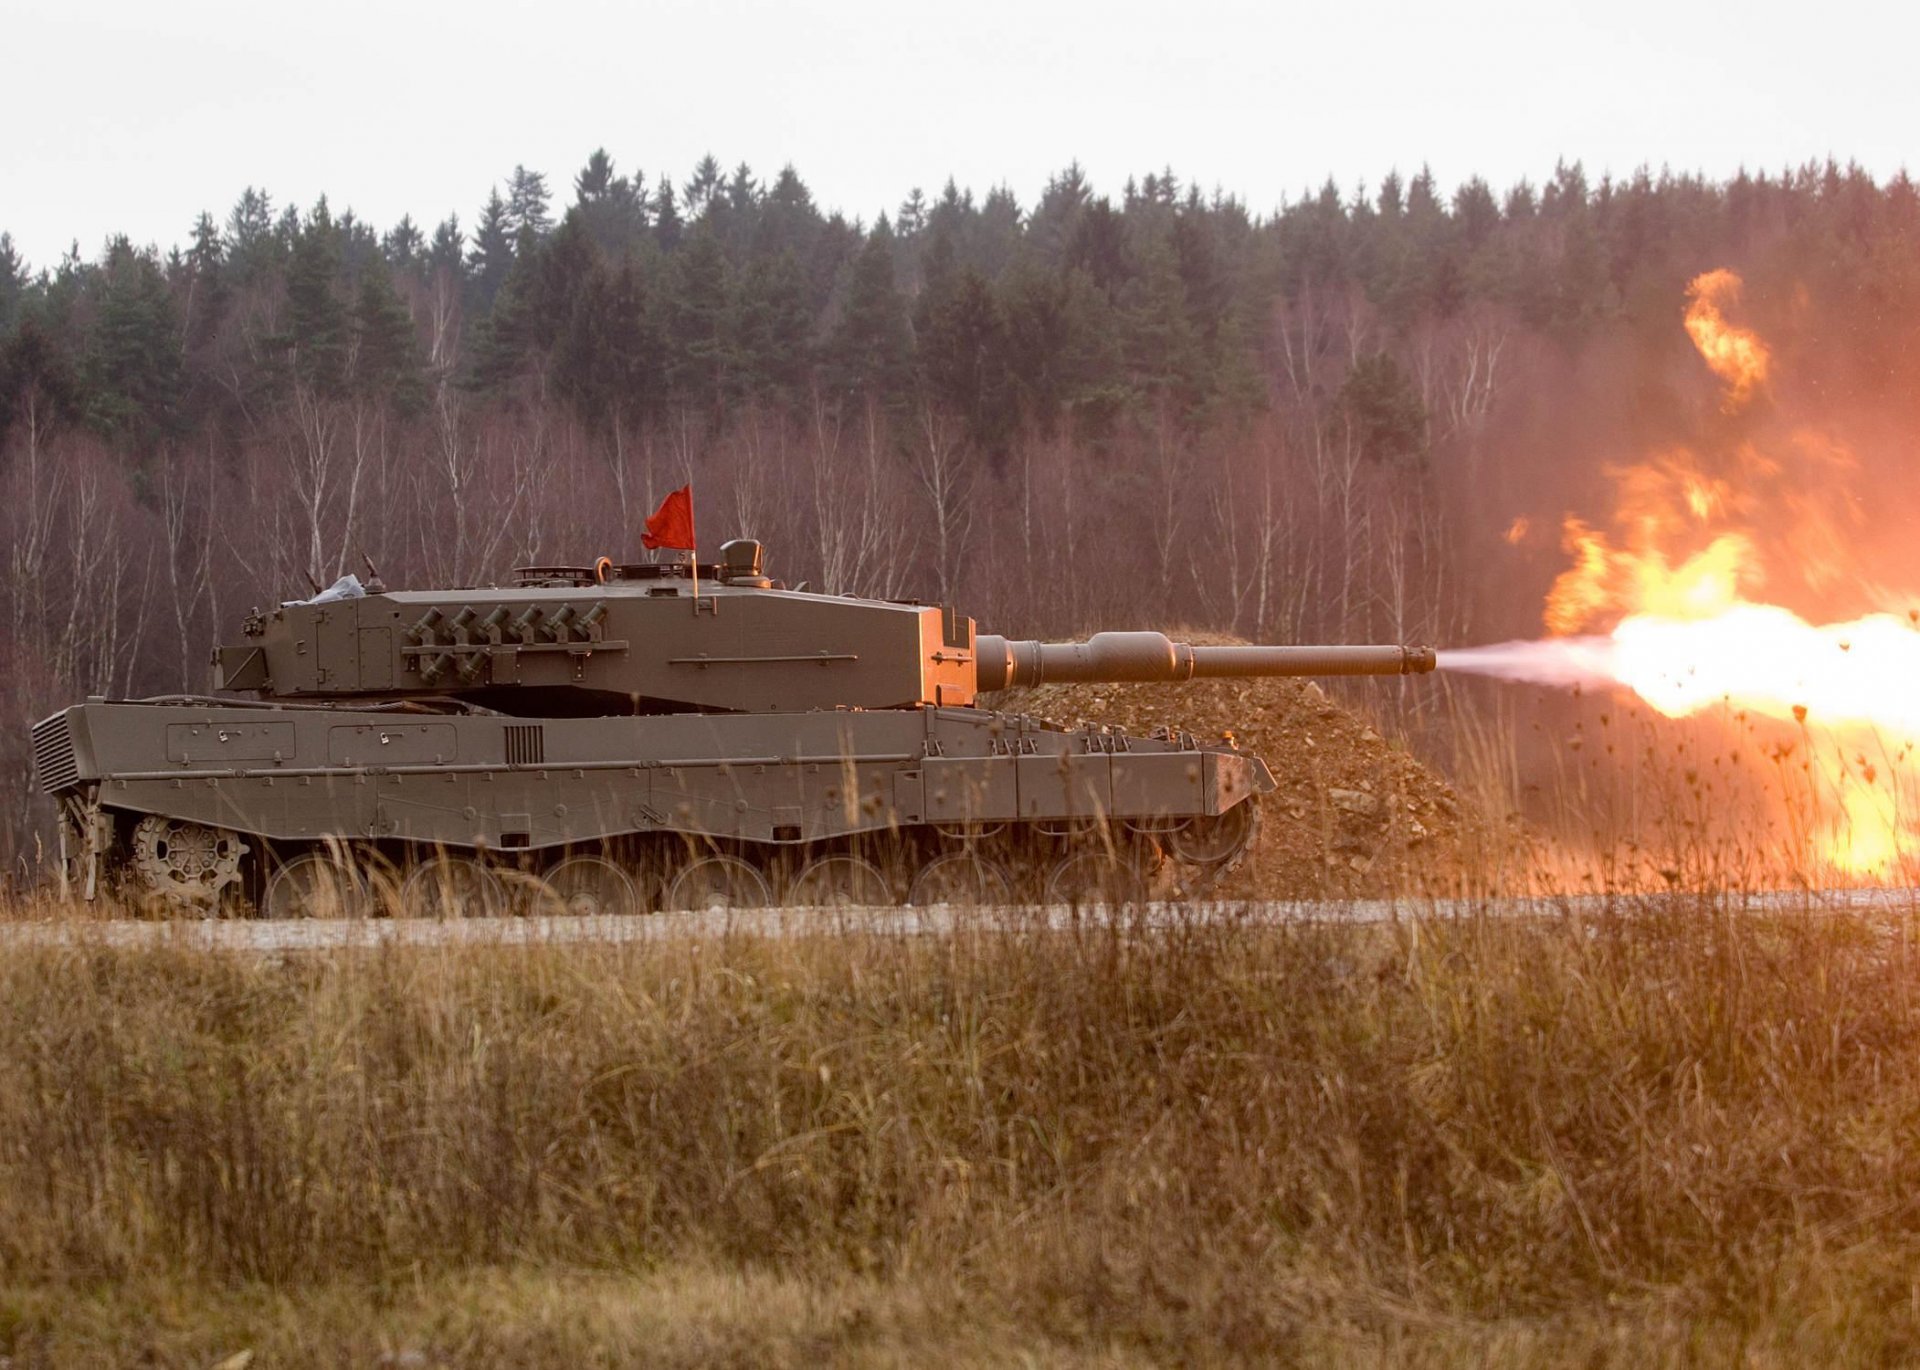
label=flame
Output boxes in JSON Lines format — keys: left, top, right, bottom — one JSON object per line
{"left": 1684, "top": 268, "right": 1770, "bottom": 408}
{"left": 1834, "top": 783, "right": 1901, "bottom": 875}
{"left": 1514, "top": 268, "right": 1917, "bottom": 878}
{"left": 1544, "top": 451, "right": 1762, "bottom": 636}
{"left": 1547, "top": 524, "right": 1757, "bottom": 635}
{"left": 1504, "top": 516, "right": 1530, "bottom": 545}
{"left": 1602, "top": 605, "right": 1918, "bottom": 874}
{"left": 1605, "top": 605, "right": 1920, "bottom": 729}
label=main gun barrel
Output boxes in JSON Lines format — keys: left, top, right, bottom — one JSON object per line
{"left": 973, "top": 630, "right": 1437, "bottom": 691}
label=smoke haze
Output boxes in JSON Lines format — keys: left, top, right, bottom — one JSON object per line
{"left": 1437, "top": 640, "right": 1620, "bottom": 690}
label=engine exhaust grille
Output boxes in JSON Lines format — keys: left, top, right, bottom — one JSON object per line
{"left": 504, "top": 725, "right": 545, "bottom": 767}
{"left": 31, "top": 712, "right": 80, "bottom": 794}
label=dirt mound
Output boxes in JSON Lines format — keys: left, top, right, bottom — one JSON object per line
{"left": 993, "top": 662, "right": 1472, "bottom": 899}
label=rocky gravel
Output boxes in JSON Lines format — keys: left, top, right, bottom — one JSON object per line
{"left": 992, "top": 668, "right": 1478, "bottom": 899}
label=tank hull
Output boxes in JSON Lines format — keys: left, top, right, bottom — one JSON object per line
{"left": 34, "top": 698, "right": 1274, "bottom": 911}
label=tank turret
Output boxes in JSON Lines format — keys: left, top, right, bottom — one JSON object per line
{"left": 211, "top": 541, "right": 1432, "bottom": 715}
{"left": 36, "top": 538, "right": 1437, "bottom": 917}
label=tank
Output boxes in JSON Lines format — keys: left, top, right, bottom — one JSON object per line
{"left": 30, "top": 538, "right": 1436, "bottom": 916}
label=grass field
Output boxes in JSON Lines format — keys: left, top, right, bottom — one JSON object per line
{"left": 6, "top": 897, "right": 1920, "bottom": 1365}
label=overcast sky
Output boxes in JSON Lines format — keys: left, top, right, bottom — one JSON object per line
{"left": 5, "top": 0, "right": 1916, "bottom": 271}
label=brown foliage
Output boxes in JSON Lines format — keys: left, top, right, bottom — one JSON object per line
{"left": 6, "top": 904, "right": 1920, "bottom": 1362}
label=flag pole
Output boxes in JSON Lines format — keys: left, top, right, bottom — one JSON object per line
{"left": 689, "top": 495, "right": 699, "bottom": 613}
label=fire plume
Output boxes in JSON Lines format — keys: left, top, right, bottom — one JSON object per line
{"left": 1455, "top": 268, "right": 1920, "bottom": 879}
{"left": 1683, "top": 267, "right": 1770, "bottom": 409}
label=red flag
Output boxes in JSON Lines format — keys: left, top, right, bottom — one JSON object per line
{"left": 642, "top": 484, "right": 696, "bottom": 552}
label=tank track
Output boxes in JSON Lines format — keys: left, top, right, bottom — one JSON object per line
{"left": 75, "top": 807, "right": 1261, "bottom": 918}
{"left": 39, "top": 697, "right": 1271, "bottom": 917}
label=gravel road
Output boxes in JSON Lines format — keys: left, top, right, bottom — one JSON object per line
{"left": 3, "top": 887, "right": 1915, "bottom": 953}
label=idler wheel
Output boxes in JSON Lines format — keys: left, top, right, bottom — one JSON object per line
{"left": 403, "top": 854, "right": 505, "bottom": 919}
{"left": 1165, "top": 800, "right": 1261, "bottom": 873}
{"left": 539, "top": 855, "right": 640, "bottom": 917}
{"left": 784, "top": 854, "right": 895, "bottom": 908}
{"left": 907, "top": 851, "right": 1014, "bottom": 907}
{"left": 264, "top": 851, "right": 372, "bottom": 919}
{"left": 1042, "top": 847, "right": 1150, "bottom": 907}
{"left": 130, "top": 814, "right": 248, "bottom": 908}
{"left": 665, "top": 855, "right": 772, "bottom": 912}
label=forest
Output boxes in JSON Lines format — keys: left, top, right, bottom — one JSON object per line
{"left": 6, "top": 150, "right": 1920, "bottom": 873}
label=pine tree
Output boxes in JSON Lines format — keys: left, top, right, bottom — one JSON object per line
{"left": 999, "top": 262, "right": 1123, "bottom": 437}
{"left": 1542, "top": 160, "right": 1590, "bottom": 219}
{"left": 573, "top": 148, "right": 644, "bottom": 253}
{"left": 428, "top": 216, "right": 465, "bottom": 279}
{"left": 913, "top": 246, "right": 1012, "bottom": 452}
{"left": 1335, "top": 352, "right": 1427, "bottom": 466}
{"left": 0, "top": 312, "right": 80, "bottom": 448}
{"left": 926, "top": 179, "right": 972, "bottom": 246}
{"left": 226, "top": 186, "right": 280, "bottom": 283}
{"left": 666, "top": 228, "right": 733, "bottom": 407}
{"left": 556, "top": 253, "right": 665, "bottom": 436}
{"left": 350, "top": 262, "right": 426, "bottom": 413}
{"left": 1171, "top": 208, "right": 1231, "bottom": 346}
{"left": 731, "top": 249, "right": 812, "bottom": 398}
{"left": 759, "top": 166, "right": 819, "bottom": 260}
{"left": 86, "top": 237, "right": 183, "bottom": 443}
{"left": 896, "top": 188, "right": 928, "bottom": 239}
{"left": 467, "top": 189, "right": 515, "bottom": 315}
{"left": 726, "top": 163, "right": 758, "bottom": 214}
{"left": 1119, "top": 236, "right": 1204, "bottom": 415}
{"left": 465, "top": 238, "right": 537, "bottom": 393}
{"left": 653, "top": 177, "right": 684, "bottom": 252}
{"left": 1066, "top": 199, "right": 1127, "bottom": 292}
{"left": 530, "top": 215, "right": 598, "bottom": 356}
{"left": 683, "top": 154, "right": 723, "bottom": 217}
{"left": 1378, "top": 169, "right": 1405, "bottom": 218}
{"left": 827, "top": 217, "right": 911, "bottom": 400}
{"left": 180, "top": 212, "right": 228, "bottom": 359}
{"left": 283, "top": 201, "right": 349, "bottom": 395}
{"left": 384, "top": 214, "right": 425, "bottom": 270}
{"left": 975, "top": 186, "right": 1023, "bottom": 277}
{"left": 336, "top": 208, "right": 381, "bottom": 279}
{"left": 0, "top": 231, "right": 28, "bottom": 335}
{"left": 505, "top": 164, "right": 553, "bottom": 240}
{"left": 575, "top": 148, "right": 615, "bottom": 203}
{"left": 1029, "top": 163, "right": 1090, "bottom": 265}
{"left": 1452, "top": 177, "right": 1500, "bottom": 245}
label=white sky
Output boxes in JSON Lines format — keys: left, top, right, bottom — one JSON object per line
{"left": 4, "top": 0, "right": 1916, "bottom": 271}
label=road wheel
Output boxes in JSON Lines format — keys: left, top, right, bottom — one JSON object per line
{"left": 263, "top": 850, "right": 371, "bottom": 919}
{"left": 540, "top": 855, "right": 640, "bottom": 917}
{"left": 402, "top": 854, "right": 505, "bottom": 918}
{"left": 784, "top": 854, "right": 895, "bottom": 908}
{"left": 665, "top": 855, "right": 772, "bottom": 912}
{"left": 1043, "top": 847, "right": 1150, "bottom": 907}
{"left": 1165, "top": 801, "right": 1261, "bottom": 881}
{"left": 906, "top": 851, "right": 1014, "bottom": 907}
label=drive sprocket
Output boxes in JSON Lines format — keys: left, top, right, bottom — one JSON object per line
{"left": 130, "top": 814, "right": 249, "bottom": 907}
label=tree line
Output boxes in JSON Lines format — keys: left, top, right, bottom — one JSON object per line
{"left": 6, "top": 150, "right": 1920, "bottom": 871}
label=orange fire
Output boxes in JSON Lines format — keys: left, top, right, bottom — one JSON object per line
{"left": 1683, "top": 268, "right": 1770, "bottom": 409}
{"left": 1541, "top": 269, "right": 1916, "bottom": 878}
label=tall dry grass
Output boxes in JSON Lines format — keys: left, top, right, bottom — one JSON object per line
{"left": 7, "top": 899, "right": 1920, "bottom": 1364}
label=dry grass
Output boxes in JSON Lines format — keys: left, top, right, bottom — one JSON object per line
{"left": 7, "top": 899, "right": 1920, "bottom": 1365}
